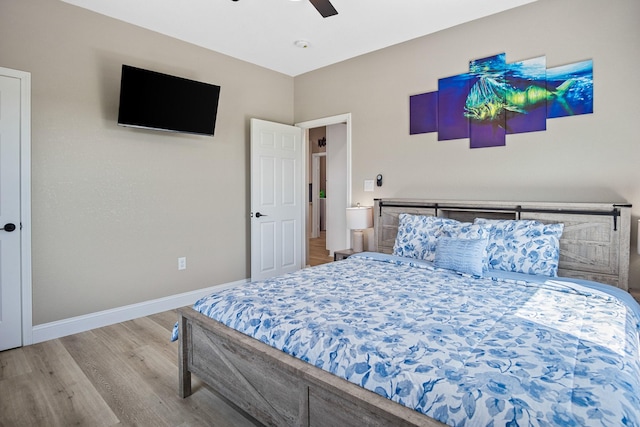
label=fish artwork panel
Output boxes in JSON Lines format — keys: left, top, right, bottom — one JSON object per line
{"left": 438, "top": 74, "right": 470, "bottom": 141}
{"left": 409, "top": 52, "right": 593, "bottom": 148}
{"left": 546, "top": 59, "right": 593, "bottom": 118}
{"left": 467, "top": 53, "right": 508, "bottom": 148}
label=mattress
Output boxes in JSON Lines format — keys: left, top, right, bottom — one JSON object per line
{"left": 173, "top": 253, "right": 640, "bottom": 426}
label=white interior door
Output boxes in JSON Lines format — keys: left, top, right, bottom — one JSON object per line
{"left": 0, "top": 73, "right": 24, "bottom": 351}
{"left": 250, "top": 119, "right": 304, "bottom": 281}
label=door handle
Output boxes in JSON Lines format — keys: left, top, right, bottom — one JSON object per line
{"left": 1, "top": 223, "right": 16, "bottom": 232}
{"left": 255, "top": 212, "right": 267, "bottom": 218}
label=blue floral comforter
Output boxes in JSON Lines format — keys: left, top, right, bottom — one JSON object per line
{"left": 176, "top": 253, "right": 640, "bottom": 426}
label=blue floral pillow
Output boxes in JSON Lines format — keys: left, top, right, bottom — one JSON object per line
{"left": 393, "top": 214, "right": 460, "bottom": 261}
{"left": 434, "top": 237, "right": 488, "bottom": 277}
{"left": 474, "top": 218, "right": 564, "bottom": 277}
{"left": 443, "top": 222, "right": 491, "bottom": 266}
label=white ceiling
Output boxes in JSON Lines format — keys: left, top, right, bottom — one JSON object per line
{"left": 62, "top": 0, "right": 537, "bottom": 76}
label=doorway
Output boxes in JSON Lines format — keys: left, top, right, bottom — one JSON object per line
{"left": 310, "top": 150, "right": 328, "bottom": 266}
{"left": 295, "top": 114, "right": 352, "bottom": 266}
{"left": 310, "top": 129, "right": 326, "bottom": 240}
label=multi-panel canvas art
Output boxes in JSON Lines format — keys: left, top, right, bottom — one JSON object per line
{"left": 410, "top": 53, "right": 593, "bottom": 148}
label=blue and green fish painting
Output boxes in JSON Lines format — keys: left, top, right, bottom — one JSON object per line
{"left": 410, "top": 53, "right": 593, "bottom": 148}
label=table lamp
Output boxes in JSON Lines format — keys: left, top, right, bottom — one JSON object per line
{"left": 346, "top": 205, "right": 373, "bottom": 252}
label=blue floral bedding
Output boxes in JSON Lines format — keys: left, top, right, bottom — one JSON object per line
{"left": 176, "top": 253, "right": 640, "bottom": 426}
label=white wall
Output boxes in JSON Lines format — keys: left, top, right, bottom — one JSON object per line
{"left": 294, "top": 0, "right": 640, "bottom": 288}
{"left": 326, "top": 123, "right": 348, "bottom": 255}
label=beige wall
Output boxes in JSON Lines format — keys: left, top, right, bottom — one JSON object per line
{"left": 294, "top": 0, "right": 640, "bottom": 288}
{"left": 2, "top": 0, "right": 639, "bottom": 326}
{"left": 0, "top": 0, "right": 294, "bottom": 324}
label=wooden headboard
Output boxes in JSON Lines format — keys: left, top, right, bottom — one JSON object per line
{"left": 373, "top": 198, "right": 632, "bottom": 291}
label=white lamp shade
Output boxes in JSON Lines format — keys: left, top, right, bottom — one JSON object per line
{"left": 346, "top": 206, "right": 373, "bottom": 230}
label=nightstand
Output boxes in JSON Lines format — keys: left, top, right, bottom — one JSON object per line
{"left": 334, "top": 249, "right": 355, "bottom": 261}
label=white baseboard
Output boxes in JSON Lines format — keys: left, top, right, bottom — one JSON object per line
{"left": 31, "top": 279, "right": 248, "bottom": 344}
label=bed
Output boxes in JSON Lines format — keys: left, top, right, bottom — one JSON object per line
{"left": 176, "top": 198, "right": 639, "bottom": 426}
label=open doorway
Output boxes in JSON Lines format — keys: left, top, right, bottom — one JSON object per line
{"left": 296, "top": 114, "right": 352, "bottom": 267}
{"left": 309, "top": 127, "right": 326, "bottom": 240}
{"left": 309, "top": 127, "right": 328, "bottom": 266}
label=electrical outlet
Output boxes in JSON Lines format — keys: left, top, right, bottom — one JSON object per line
{"left": 178, "top": 257, "right": 187, "bottom": 270}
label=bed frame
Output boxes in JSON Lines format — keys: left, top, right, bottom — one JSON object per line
{"left": 178, "top": 198, "right": 631, "bottom": 426}
{"left": 373, "top": 198, "right": 631, "bottom": 290}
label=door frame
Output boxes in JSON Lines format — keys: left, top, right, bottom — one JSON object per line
{"left": 0, "top": 67, "right": 32, "bottom": 347}
{"left": 296, "top": 113, "right": 352, "bottom": 260}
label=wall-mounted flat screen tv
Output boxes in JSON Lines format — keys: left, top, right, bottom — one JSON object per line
{"left": 117, "top": 65, "right": 220, "bottom": 137}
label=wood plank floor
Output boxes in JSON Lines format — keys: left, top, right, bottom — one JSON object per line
{"left": 0, "top": 310, "right": 258, "bottom": 427}
{"left": 2, "top": 238, "right": 639, "bottom": 426}
{"left": 308, "top": 231, "right": 333, "bottom": 267}
{"left": 0, "top": 234, "right": 335, "bottom": 427}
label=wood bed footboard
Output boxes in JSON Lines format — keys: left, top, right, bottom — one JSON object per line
{"left": 178, "top": 307, "right": 445, "bottom": 427}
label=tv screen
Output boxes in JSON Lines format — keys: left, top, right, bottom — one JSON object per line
{"left": 117, "top": 65, "right": 220, "bottom": 136}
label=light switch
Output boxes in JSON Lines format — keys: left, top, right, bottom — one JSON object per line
{"left": 364, "top": 180, "right": 374, "bottom": 192}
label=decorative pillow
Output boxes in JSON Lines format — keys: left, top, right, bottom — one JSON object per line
{"left": 393, "top": 214, "right": 460, "bottom": 261}
{"left": 443, "top": 222, "right": 491, "bottom": 266}
{"left": 434, "top": 237, "right": 488, "bottom": 277}
{"left": 474, "top": 218, "right": 564, "bottom": 277}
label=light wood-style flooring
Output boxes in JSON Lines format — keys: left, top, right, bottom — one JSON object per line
{"left": 0, "top": 310, "right": 257, "bottom": 427}
{"left": 0, "top": 234, "right": 335, "bottom": 427}
{"left": 4, "top": 294, "right": 639, "bottom": 427}
{"left": 308, "top": 231, "right": 333, "bottom": 267}
{"left": 2, "top": 240, "right": 639, "bottom": 426}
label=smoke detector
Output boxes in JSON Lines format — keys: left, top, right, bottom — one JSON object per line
{"left": 294, "top": 40, "right": 310, "bottom": 49}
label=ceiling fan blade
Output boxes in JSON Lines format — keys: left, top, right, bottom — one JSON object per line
{"left": 309, "top": 0, "right": 338, "bottom": 18}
